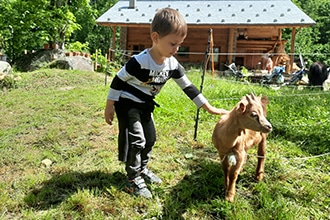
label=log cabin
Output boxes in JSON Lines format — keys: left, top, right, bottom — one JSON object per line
{"left": 96, "top": 0, "right": 315, "bottom": 72}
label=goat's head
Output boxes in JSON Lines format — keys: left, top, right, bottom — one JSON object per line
{"left": 236, "top": 93, "right": 272, "bottom": 133}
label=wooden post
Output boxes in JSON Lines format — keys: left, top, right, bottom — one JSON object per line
{"left": 228, "top": 28, "right": 235, "bottom": 64}
{"left": 289, "top": 28, "right": 297, "bottom": 73}
{"left": 94, "top": 49, "right": 98, "bottom": 70}
{"left": 110, "top": 25, "right": 117, "bottom": 61}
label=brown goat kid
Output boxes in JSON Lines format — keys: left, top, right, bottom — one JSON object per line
{"left": 212, "top": 93, "right": 272, "bottom": 202}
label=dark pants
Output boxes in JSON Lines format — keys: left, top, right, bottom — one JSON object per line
{"left": 115, "top": 101, "right": 156, "bottom": 180}
{"left": 125, "top": 108, "right": 156, "bottom": 179}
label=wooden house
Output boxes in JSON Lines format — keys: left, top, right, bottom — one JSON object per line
{"left": 97, "top": 0, "right": 315, "bottom": 72}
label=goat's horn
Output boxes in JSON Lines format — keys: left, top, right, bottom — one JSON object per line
{"left": 246, "top": 94, "right": 252, "bottom": 103}
{"left": 250, "top": 92, "right": 257, "bottom": 100}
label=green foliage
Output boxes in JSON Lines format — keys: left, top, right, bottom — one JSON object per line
{"left": 0, "top": 74, "right": 17, "bottom": 89}
{"left": 91, "top": 49, "right": 107, "bottom": 72}
{"left": 69, "top": 0, "right": 118, "bottom": 55}
{"left": 286, "top": 0, "right": 330, "bottom": 65}
{"left": 0, "top": 0, "right": 83, "bottom": 61}
{"left": 67, "top": 41, "right": 90, "bottom": 53}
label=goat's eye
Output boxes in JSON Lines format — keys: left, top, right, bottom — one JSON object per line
{"left": 251, "top": 112, "right": 258, "bottom": 118}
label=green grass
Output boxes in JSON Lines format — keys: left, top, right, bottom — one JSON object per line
{"left": 0, "top": 69, "right": 329, "bottom": 219}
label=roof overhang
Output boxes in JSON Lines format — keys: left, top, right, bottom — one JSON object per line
{"left": 97, "top": 0, "right": 316, "bottom": 28}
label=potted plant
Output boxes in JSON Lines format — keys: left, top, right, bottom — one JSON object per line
{"left": 82, "top": 42, "right": 90, "bottom": 58}
{"left": 41, "top": 33, "right": 57, "bottom": 50}
{"left": 68, "top": 41, "right": 90, "bottom": 57}
{"left": 41, "top": 35, "right": 51, "bottom": 50}
{"left": 51, "top": 43, "right": 58, "bottom": 49}
{"left": 69, "top": 41, "right": 83, "bottom": 55}
{"left": 65, "top": 50, "right": 73, "bottom": 57}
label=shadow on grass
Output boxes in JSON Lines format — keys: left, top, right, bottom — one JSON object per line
{"left": 162, "top": 158, "right": 229, "bottom": 219}
{"left": 160, "top": 145, "right": 282, "bottom": 219}
{"left": 24, "top": 170, "right": 126, "bottom": 210}
{"left": 271, "top": 126, "right": 329, "bottom": 155}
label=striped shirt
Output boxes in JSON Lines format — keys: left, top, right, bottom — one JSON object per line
{"left": 107, "top": 49, "right": 207, "bottom": 108}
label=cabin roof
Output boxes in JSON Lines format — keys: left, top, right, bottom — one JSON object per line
{"left": 97, "top": 0, "right": 316, "bottom": 28}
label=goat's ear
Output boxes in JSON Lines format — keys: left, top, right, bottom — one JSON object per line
{"left": 261, "top": 96, "right": 269, "bottom": 105}
{"left": 239, "top": 102, "right": 247, "bottom": 113}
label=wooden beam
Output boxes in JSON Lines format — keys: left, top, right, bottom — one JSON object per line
{"left": 237, "top": 39, "right": 287, "bottom": 45}
{"left": 278, "top": 28, "right": 282, "bottom": 40}
{"left": 289, "top": 28, "right": 297, "bottom": 73}
{"left": 228, "top": 28, "right": 235, "bottom": 63}
{"left": 110, "top": 26, "right": 117, "bottom": 61}
{"left": 237, "top": 47, "right": 270, "bottom": 51}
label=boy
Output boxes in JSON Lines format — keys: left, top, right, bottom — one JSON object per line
{"left": 104, "top": 7, "right": 228, "bottom": 199}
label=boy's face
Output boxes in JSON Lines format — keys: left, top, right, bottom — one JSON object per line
{"left": 152, "top": 32, "right": 186, "bottom": 58}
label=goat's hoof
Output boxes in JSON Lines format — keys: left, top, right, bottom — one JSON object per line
{"left": 225, "top": 194, "right": 235, "bottom": 203}
{"left": 255, "top": 173, "right": 264, "bottom": 181}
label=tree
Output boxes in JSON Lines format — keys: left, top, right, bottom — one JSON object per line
{"left": 0, "top": 0, "right": 82, "bottom": 64}
{"left": 284, "top": 0, "right": 330, "bottom": 65}
{"left": 71, "top": 0, "right": 118, "bottom": 56}
{"left": 0, "top": 0, "right": 13, "bottom": 60}
{"left": 1, "top": 0, "right": 328, "bottom": 68}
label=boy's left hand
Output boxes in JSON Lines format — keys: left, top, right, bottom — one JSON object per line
{"left": 202, "top": 102, "right": 229, "bottom": 115}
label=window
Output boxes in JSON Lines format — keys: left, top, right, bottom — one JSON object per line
{"left": 177, "top": 46, "right": 189, "bottom": 57}
{"left": 132, "top": 44, "right": 145, "bottom": 55}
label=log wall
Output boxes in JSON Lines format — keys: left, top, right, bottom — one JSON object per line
{"left": 123, "top": 26, "right": 284, "bottom": 70}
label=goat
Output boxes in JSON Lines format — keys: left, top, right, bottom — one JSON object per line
{"left": 212, "top": 93, "right": 272, "bottom": 202}
{"left": 308, "top": 61, "right": 329, "bottom": 89}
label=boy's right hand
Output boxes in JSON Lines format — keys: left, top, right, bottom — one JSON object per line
{"left": 105, "top": 100, "right": 115, "bottom": 125}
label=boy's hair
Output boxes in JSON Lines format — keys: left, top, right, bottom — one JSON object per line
{"left": 151, "top": 8, "right": 187, "bottom": 38}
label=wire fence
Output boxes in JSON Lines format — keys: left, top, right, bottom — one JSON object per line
{"left": 107, "top": 48, "right": 330, "bottom": 161}
{"left": 108, "top": 48, "right": 330, "bottom": 58}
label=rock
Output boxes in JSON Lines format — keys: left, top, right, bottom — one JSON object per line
{"left": 15, "top": 49, "right": 65, "bottom": 71}
{"left": 48, "top": 56, "right": 93, "bottom": 71}
{"left": 14, "top": 49, "right": 93, "bottom": 72}
{"left": 0, "top": 61, "right": 12, "bottom": 74}
{"left": 41, "top": 158, "right": 53, "bottom": 168}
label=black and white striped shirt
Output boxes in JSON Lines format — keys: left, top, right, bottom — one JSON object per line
{"left": 107, "top": 49, "right": 207, "bottom": 108}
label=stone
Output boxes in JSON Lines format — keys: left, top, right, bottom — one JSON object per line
{"left": 41, "top": 158, "right": 53, "bottom": 168}
{"left": 0, "top": 61, "right": 12, "bottom": 74}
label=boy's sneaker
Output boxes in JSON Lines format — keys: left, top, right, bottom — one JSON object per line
{"left": 125, "top": 176, "right": 152, "bottom": 199}
{"left": 141, "top": 168, "right": 162, "bottom": 184}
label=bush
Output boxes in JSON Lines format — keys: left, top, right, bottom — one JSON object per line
{"left": 0, "top": 74, "right": 18, "bottom": 89}
{"left": 91, "top": 49, "right": 107, "bottom": 73}
{"left": 67, "top": 41, "right": 89, "bottom": 53}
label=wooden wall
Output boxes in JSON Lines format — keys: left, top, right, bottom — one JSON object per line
{"left": 122, "top": 26, "right": 284, "bottom": 70}
{"left": 125, "top": 27, "right": 152, "bottom": 54}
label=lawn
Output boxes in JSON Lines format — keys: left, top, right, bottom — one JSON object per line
{"left": 0, "top": 69, "right": 329, "bottom": 219}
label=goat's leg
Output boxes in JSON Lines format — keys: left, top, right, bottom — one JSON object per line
{"left": 255, "top": 137, "right": 266, "bottom": 181}
{"left": 225, "top": 151, "right": 245, "bottom": 202}
{"left": 220, "top": 155, "right": 230, "bottom": 192}
{"left": 239, "top": 152, "right": 248, "bottom": 173}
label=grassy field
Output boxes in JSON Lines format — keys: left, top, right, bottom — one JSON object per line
{"left": 0, "top": 69, "right": 329, "bottom": 219}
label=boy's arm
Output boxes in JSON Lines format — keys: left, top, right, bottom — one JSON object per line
{"left": 201, "top": 102, "right": 229, "bottom": 115}
{"left": 104, "top": 99, "right": 115, "bottom": 125}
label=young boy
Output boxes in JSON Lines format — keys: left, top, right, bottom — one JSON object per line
{"left": 104, "top": 7, "right": 228, "bottom": 199}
